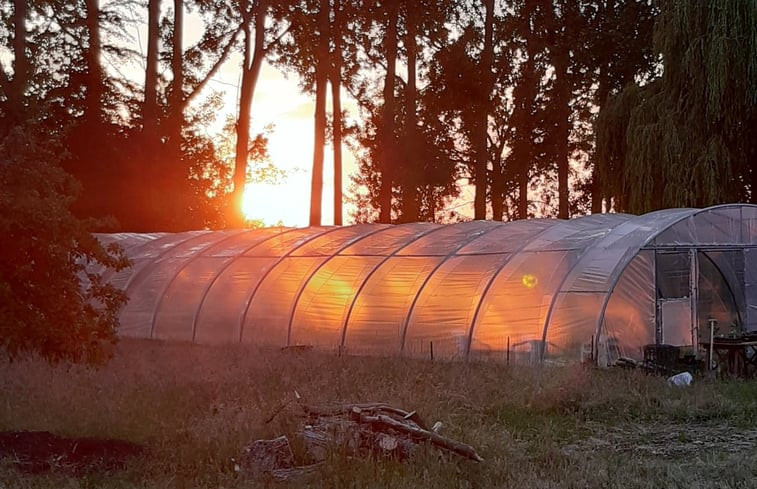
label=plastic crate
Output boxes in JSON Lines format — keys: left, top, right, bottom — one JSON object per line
{"left": 643, "top": 344, "right": 680, "bottom": 374}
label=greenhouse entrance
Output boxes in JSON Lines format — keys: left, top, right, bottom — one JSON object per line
{"left": 653, "top": 248, "right": 753, "bottom": 350}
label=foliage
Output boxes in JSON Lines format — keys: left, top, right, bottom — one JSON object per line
{"left": 0, "top": 120, "right": 129, "bottom": 364}
{"left": 595, "top": 0, "right": 757, "bottom": 212}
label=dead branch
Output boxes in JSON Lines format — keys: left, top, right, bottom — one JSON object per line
{"left": 355, "top": 411, "right": 484, "bottom": 462}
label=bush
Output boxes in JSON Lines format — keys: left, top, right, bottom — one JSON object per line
{"left": 0, "top": 121, "right": 129, "bottom": 364}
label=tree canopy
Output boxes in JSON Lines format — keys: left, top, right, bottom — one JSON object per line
{"left": 595, "top": 0, "right": 757, "bottom": 212}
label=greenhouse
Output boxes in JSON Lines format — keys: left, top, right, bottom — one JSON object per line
{"left": 98, "top": 204, "right": 757, "bottom": 365}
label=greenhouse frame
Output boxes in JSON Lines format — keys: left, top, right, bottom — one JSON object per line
{"left": 98, "top": 204, "right": 757, "bottom": 365}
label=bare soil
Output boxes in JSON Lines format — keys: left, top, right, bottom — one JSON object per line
{"left": 0, "top": 431, "right": 144, "bottom": 475}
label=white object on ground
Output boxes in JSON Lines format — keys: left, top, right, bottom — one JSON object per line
{"left": 667, "top": 371, "right": 693, "bottom": 387}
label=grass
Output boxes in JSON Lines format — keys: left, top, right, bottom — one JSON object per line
{"left": 2, "top": 339, "right": 757, "bottom": 488}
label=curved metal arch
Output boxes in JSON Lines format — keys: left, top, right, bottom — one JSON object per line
{"left": 464, "top": 219, "right": 563, "bottom": 355}
{"left": 339, "top": 224, "right": 446, "bottom": 349}
{"left": 147, "top": 230, "right": 249, "bottom": 338}
{"left": 188, "top": 227, "right": 304, "bottom": 342}
{"left": 101, "top": 232, "right": 195, "bottom": 285}
{"left": 593, "top": 204, "right": 757, "bottom": 348}
{"left": 145, "top": 228, "right": 279, "bottom": 341}
{"left": 285, "top": 224, "right": 394, "bottom": 346}
{"left": 536, "top": 214, "right": 634, "bottom": 360}
{"left": 237, "top": 226, "right": 347, "bottom": 343}
{"left": 399, "top": 221, "right": 503, "bottom": 354}
{"left": 121, "top": 231, "right": 216, "bottom": 299}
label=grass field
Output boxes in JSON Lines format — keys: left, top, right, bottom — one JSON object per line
{"left": 2, "top": 339, "right": 757, "bottom": 488}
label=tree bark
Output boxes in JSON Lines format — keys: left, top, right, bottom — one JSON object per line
{"left": 591, "top": 67, "right": 611, "bottom": 214}
{"left": 309, "top": 0, "right": 330, "bottom": 226}
{"left": 378, "top": 3, "right": 398, "bottom": 224}
{"left": 84, "top": 0, "right": 103, "bottom": 124}
{"left": 7, "top": 0, "right": 28, "bottom": 122}
{"left": 231, "top": 0, "right": 267, "bottom": 227}
{"left": 165, "top": 0, "right": 185, "bottom": 203}
{"left": 169, "top": 0, "right": 184, "bottom": 122}
{"left": 330, "top": 0, "right": 343, "bottom": 226}
{"left": 473, "top": 0, "right": 494, "bottom": 220}
{"left": 143, "top": 0, "right": 161, "bottom": 134}
{"left": 399, "top": 0, "right": 419, "bottom": 223}
{"left": 491, "top": 141, "right": 505, "bottom": 221}
{"left": 554, "top": 47, "right": 570, "bottom": 219}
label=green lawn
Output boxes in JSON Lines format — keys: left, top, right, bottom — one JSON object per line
{"left": 2, "top": 339, "right": 757, "bottom": 488}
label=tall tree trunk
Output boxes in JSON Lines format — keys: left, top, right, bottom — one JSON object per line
{"left": 231, "top": 0, "right": 266, "bottom": 227}
{"left": 399, "top": 0, "right": 419, "bottom": 223}
{"left": 7, "top": 0, "right": 28, "bottom": 122}
{"left": 309, "top": 0, "right": 330, "bottom": 226}
{"left": 513, "top": 53, "right": 537, "bottom": 220}
{"left": 590, "top": 36, "right": 612, "bottom": 213}
{"left": 167, "top": 0, "right": 184, "bottom": 144}
{"left": 330, "top": 0, "right": 343, "bottom": 226}
{"left": 473, "top": 0, "right": 494, "bottom": 220}
{"left": 378, "top": 3, "right": 398, "bottom": 224}
{"left": 491, "top": 142, "right": 504, "bottom": 221}
{"left": 518, "top": 167, "right": 529, "bottom": 219}
{"left": 84, "top": 0, "right": 103, "bottom": 124}
{"left": 554, "top": 47, "right": 570, "bottom": 219}
{"left": 143, "top": 0, "right": 161, "bottom": 134}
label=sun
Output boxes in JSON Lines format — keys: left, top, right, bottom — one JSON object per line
{"left": 241, "top": 183, "right": 257, "bottom": 221}
{"left": 241, "top": 180, "right": 312, "bottom": 227}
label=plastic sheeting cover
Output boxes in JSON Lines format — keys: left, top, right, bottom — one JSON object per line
{"left": 97, "top": 204, "right": 757, "bottom": 362}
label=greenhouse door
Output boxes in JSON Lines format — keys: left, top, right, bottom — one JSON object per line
{"left": 746, "top": 249, "right": 757, "bottom": 332}
{"left": 655, "top": 250, "right": 698, "bottom": 346}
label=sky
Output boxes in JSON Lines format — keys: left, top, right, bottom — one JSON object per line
{"left": 214, "top": 62, "right": 360, "bottom": 227}
{"left": 110, "top": 7, "right": 362, "bottom": 228}
{"left": 114, "top": 4, "right": 479, "bottom": 227}
{"left": 183, "top": 16, "right": 360, "bottom": 228}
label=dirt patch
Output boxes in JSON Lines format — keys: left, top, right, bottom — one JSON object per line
{"left": 0, "top": 431, "right": 144, "bottom": 475}
{"left": 563, "top": 422, "right": 757, "bottom": 458}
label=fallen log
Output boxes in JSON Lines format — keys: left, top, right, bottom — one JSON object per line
{"left": 356, "top": 411, "right": 484, "bottom": 462}
{"left": 301, "top": 402, "right": 428, "bottom": 430}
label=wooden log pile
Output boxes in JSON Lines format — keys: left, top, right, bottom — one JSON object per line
{"left": 241, "top": 397, "right": 483, "bottom": 482}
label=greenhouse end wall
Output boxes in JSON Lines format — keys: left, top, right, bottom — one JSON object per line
{"left": 97, "top": 204, "right": 757, "bottom": 365}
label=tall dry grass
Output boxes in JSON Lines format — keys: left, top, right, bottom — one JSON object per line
{"left": 2, "top": 339, "right": 757, "bottom": 488}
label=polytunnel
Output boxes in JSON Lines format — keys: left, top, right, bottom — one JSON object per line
{"left": 98, "top": 204, "right": 757, "bottom": 365}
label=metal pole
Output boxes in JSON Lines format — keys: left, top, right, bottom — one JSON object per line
{"left": 690, "top": 249, "right": 699, "bottom": 349}
{"left": 506, "top": 336, "right": 510, "bottom": 366}
{"left": 708, "top": 318, "right": 716, "bottom": 371}
{"left": 430, "top": 341, "right": 434, "bottom": 361}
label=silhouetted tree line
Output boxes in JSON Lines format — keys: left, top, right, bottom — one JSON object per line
{"left": 2, "top": 0, "right": 755, "bottom": 233}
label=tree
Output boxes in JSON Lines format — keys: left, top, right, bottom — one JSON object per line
{"left": 330, "top": 0, "right": 344, "bottom": 225}
{"left": 230, "top": 0, "right": 268, "bottom": 227}
{"left": 584, "top": 0, "right": 657, "bottom": 212}
{"left": 0, "top": 0, "right": 128, "bottom": 363}
{"left": 377, "top": 0, "right": 399, "bottom": 223}
{"left": 472, "top": 0, "right": 494, "bottom": 220}
{"left": 595, "top": 0, "right": 757, "bottom": 212}
{"left": 0, "top": 122, "right": 129, "bottom": 364}
{"left": 309, "top": 0, "right": 329, "bottom": 226}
